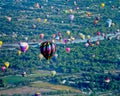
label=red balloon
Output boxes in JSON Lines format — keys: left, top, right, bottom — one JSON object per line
{"left": 66, "top": 47, "right": 71, "bottom": 52}
{"left": 97, "top": 32, "right": 101, "bottom": 36}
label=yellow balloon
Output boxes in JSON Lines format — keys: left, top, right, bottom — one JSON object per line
{"left": 80, "top": 34, "right": 85, "bottom": 40}
{"left": 17, "top": 50, "right": 21, "bottom": 55}
{"left": 66, "top": 30, "right": 71, "bottom": 35}
{"left": 101, "top": 3, "right": 105, "bottom": 8}
{"left": 39, "top": 54, "right": 43, "bottom": 60}
{"left": 4, "top": 62, "right": 9, "bottom": 68}
{"left": 43, "top": 19, "right": 47, "bottom": 23}
{"left": 37, "top": 18, "right": 41, "bottom": 22}
{"left": 0, "top": 41, "right": 3, "bottom": 46}
{"left": 86, "top": 35, "right": 91, "bottom": 39}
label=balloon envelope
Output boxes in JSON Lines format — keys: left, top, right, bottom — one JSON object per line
{"left": 66, "top": 47, "right": 71, "bottom": 52}
{"left": 40, "top": 41, "right": 56, "bottom": 60}
{"left": 19, "top": 42, "right": 29, "bottom": 52}
{"left": 1, "top": 66, "right": 6, "bottom": 71}
{"left": 69, "top": 14, "right": 74, "bottom": 21}
{"left": 51, "top": 70, "right": 56, "bottom": 76}
{"left": 4, "top": 62, "right": 9, "bottom": 68}
{"left": 0, "top": 41, "right": 3, "bottom": 47}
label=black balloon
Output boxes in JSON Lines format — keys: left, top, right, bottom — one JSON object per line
{"left": 40, "top": 41, "right": 56, "bottom": 60}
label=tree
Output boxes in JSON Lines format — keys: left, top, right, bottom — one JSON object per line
{"left": 0, "top": 79, "right": 6, "bottom": 87}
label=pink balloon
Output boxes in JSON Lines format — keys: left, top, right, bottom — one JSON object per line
{"left": 66, "top": 47, "right": 71, "bottom": 52}
{"left": 97, "top": 32, "right": 101, "bottom": 36}
{"left": 1, "top": 66, "right": 6, "bottom": 71}
{"left": 63, "top": 38, "right": 67, "bottom": 44}
{"left": 85, "top": 43, "right": 89, "bottom": 47}
{"left": 58, "top": 32, "right": 62, "bottom": 36}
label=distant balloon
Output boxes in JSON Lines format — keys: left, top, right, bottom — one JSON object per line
{"left": 32, "top": 24, "right": 36, "bottom": 29}
{"left": 101, "top": 3, "right": 105, "bottom": 8}
{"left": 66, "top": 47, "right": 71, "bottom": 53}
{"left": 51, "top": 70, "right": 56, "bottom": 76}
{"left": 22, "top": 72, "right": 27, "bottom": 77}
{"left": 37, "top": 18, "right": 41, "bottom": 22}
{"left": 1, "top": 66, "right": 6, "bottom": 71}
{"left": 4, "top": 62, "right": 9, "bottom": 68}
{"left": 58, "top": 32, "right": 62, "bottom": 36}
{"left": 40, "top": 41, "right": 56, "bottom": 60}
{"left": 66, "top": 30, "right": 71, "bottom": 35}
{"left": 85, "top": 43, "right": 89, "bottom": 47}
{"left": 35, "top": 3, "right": 40, "bottom": 8}
{"left": 91, "top": 54, "right": 95, "bottom": 58}
{"left": 96, "top": 16, "right": 100, "bottom": 21}
{"left": 96, "top": 40, "right": 100, "bottom": 45}
{"left": 5, "top": 16, "right": 12, "bottom": 22}
{"left": 105, "top": 78, "right": 110, "bottom": 83}
{"left": 86, "top": 35, "right": 91, "bottom": 39}
{"left": 51, "top": 34, "right": 56, "bottom": 38}
{"left": 39, "top": 33, "right": 44, "bottom": 39}
{"left": 17, "top": 50, "right": 21, "bottom": 55}
{"left": 43, "top": 19, "right": 47, "bottom": 23}
{"left": 34, "top": 92, "right": 41, "bottom": 96}
{"left": 69, "top": 14, "right": 74, "bottom": 21}
{"left": 39, "top": 53, "right": 43, "bottom": 60}
{"left": 19, "top": 42, "right": 29, "bottom": 52}
{"left": 53, "top": 53, "right": 58, "bottom": 60}
{"left": 87, "top": 12, "right": 91, "bottom": 16}
{"left": 79, "top": 33, "right": 85, "bottom": 40}
{"left": 97, "top": 32, "right": 101, "bottom": 36}
{"left": 94, "top": 20, "right": 99, "bottom": 25}
{"left": 0, "top": 40, "right": 3, "bottom": 47}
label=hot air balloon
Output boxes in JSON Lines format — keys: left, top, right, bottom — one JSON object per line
{"left": 40, "top": 41, "right": 56, "bottom": 60}
{"left": 34, "top": 92, "right": 41, "bottom": 96}
{"left": 19, "top": 42, "right": 29, "bottom": 52}
{"left": 66, "top": 30, "right": 71, "bottom": 35}
{"left": 5, "top": 16, "right": 12, "bottom": 22}
{"left": 51, "top": 70, "right": 56, "bottom": 76}
{"left": 21, "top": 72, "right": 27, "bottom": 77}
{"left": 35, "top": 3, "right": 40, "bottom": 8}
{"left": 79, "top": 33, "right": 85, "bottom": 40}
{"left": 39, "top": 33, "right": 44, "bottom": 39}
{"left": 0, "top": 40, "right": 3, "bottom": 47}
{"left": 43, "top": 19, "right": 47, "bottom": 23}
{"left": 4, "top": 62, "right": 9, "bottom": 68}
{"left": 87, "top": 12, "right": 91, "bottom": 16}
{"left": 58, "top": 32, "right": 62, "bottom": 37}
{"left": 66, "top": 47, "right": 71, "bottom": 53}
{"left": 17, "top": 50, "right": 21, "bottom": 55}
{"left": 97, "top": 31, "right": 101, "bottom": 40}
{"left": 101, "top": 3, "right": 105, "bottom": 8}
{"left": 94, "top": 20, "right": 99, "bottom": 25}
{"left": 1, "top": 66, "right": 6, "bottom": 71}
{"left": 85, "top": 43, "right": 89, "bottom": 47}
{"left": 69, "top": 14, "right": 74, "bottom": 21}
{"left": 86, "top": 35, "right": 91, "bottom": 39}
{"left": 106, "top": 19, "right": 112, "bottom": 27}
{"left": 105, "top": 78, "right": 110, "bottom": 83}
{"left": 37, "top": 18, "right": 41, "bottom": 22}
{"left": 96, "top": 40, "right": 100, "bottom": 45}
{"left": 63, "top": 38, "right": 67, "bottom": 44}
{"left": 54, "top": 53, "right": 58, "bottom": 59}
{"left": 39, "top": 53, "right": 43, "bottom": 60}
{"left": 51, "top": 34, "right": 56, "bottom": 38}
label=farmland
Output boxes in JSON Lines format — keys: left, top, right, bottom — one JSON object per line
{"left": 0, "top": 0, "right": 120, "bottom": 96}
